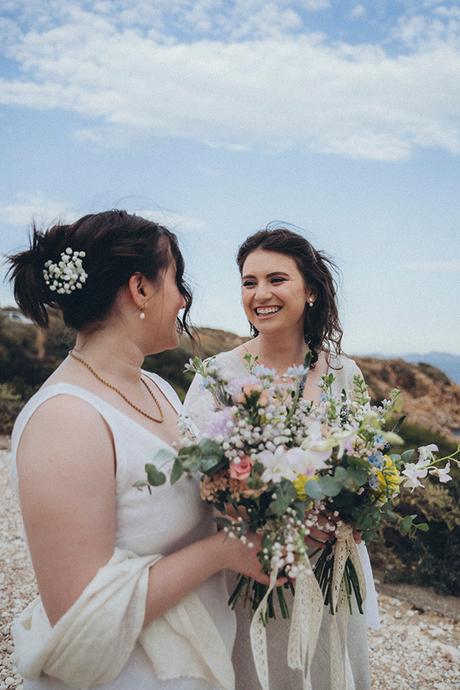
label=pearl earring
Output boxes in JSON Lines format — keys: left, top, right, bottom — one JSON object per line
{"left": 308, "top": 299, "right": 315, "bottom": 308}
{"left": 139, "top": 309, "right": 146, "bottom": 320}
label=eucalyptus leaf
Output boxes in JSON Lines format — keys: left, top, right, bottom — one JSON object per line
{"left": 154, "top": 448, "right": 175, "bottom": 464}
{"left": 199, "top": 455, "right": 224, "bottom": 472}
{"left": 268, "top": 481, "right": 296, "bottom": 515}
{"left": 170, "top": 458, "right": 185, "bottom": 484}
{"left": 346, "top": 466, "right": 368, "bottom": 487}
{"left": 199, "top": 438, "right": 223, "bottom": 456}
{"left": 318, "top": 475, "right": 342, "bottom": 497}
{"left": 334, "top": 466, "right": 348, "bottom": 483}
{"left": 305, "top": 479, "right": 325, "bottom": 500}
{"left": 145, "top": 463, "right": 167, "bottom": 486}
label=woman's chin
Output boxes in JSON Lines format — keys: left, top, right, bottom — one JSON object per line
{"left": 256, "top": 319, "right": 285, "bottom": 334}
{"left": 148, "top": 332, "right": 180, "bottom": 355}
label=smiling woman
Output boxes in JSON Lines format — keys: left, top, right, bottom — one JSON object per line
{"left": 184, "top": 226, "right": 379, "bottom": 690}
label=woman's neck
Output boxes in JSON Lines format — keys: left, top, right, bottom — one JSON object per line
{"left": 73, "top": 327, "right": 144, "bottom": 384}
{"left": 248, "top": 330, "right": 309, "bottom": 373}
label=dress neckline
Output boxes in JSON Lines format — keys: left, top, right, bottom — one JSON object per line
{"left": 222, "top": 349, "right": 331, "bottom": 403}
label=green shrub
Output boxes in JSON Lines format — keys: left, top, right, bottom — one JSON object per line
{"left": 0, "top": 384, "right": 23, "bottom": 435}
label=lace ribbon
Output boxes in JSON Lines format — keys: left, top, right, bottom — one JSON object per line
{"left": 249, "top": 556, "right": 324, "bottom": 690}
{"left": 329, "top": 524, "right": 367, "bottom": 690}
{"left": 287, "top": 566, "right": 324, "bottom": 690}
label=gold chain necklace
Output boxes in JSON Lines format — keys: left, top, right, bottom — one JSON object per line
{"left": 69, "top": 350, "right": 164, "bottom": 423}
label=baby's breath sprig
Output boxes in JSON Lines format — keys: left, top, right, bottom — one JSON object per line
{"left": 43, "top": 247, "right": 87, "bottom": 295}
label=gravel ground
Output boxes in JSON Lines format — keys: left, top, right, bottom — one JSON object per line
{"left": 1, "top": 447, "right": 459, "bottom": 690}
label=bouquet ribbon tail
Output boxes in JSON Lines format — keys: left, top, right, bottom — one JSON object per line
{"left": 330, "top": 526, "right": 367, "bottom": 690}
{"left": 250, "top": 556, "right": 324, "bottom": 690}
{"left": 287, "top": 562, "right": 324, "bottom": 690}
{"left": 249, "top": 569, "right": 278, "bottom": 690}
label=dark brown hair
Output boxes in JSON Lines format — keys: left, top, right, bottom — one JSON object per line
{"left": 7, "top": 210, "right": 193, "bottom": 335}
{"left": 236, "top": 227, "right": 343, "bottom": 367}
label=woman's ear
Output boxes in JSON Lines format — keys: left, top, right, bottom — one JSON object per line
{"left": 127, "top": 273, "right": 148, "bottom": 308}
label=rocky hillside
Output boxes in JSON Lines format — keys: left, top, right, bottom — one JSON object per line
{"left": 356, "top": 357, "right": 460, "bottom": 444}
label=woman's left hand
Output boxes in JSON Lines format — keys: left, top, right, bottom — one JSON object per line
{"left": 305, "top": 512, "right": 362, "bottom": 551}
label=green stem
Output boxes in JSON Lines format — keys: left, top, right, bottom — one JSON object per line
{"left": 228, "top": 574, "right": 249, "bottom": 609}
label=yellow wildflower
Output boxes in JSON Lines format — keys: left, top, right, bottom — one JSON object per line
{"left": 292, "top": 474, "right": 318, "bottom": 501}
{"left": 376, "top": 456, "right": 402, "bottom": 496}
{"left": 293, "top": 474, "right": 309, "bottom": 501}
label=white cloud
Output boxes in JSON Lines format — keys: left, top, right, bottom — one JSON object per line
{"left": 1, "top": 2, "right": 460, "bottom": 161}
{"left": 0, "top": 193, "right": 79, "bottom": 227}
{"left": 303, "top": 0, "right": 330, "bottom": 11}
{"left": 136, "top": 209, "right": 207, "bottom": 233}
{"left": 403, "top": 259, "right": 460, "bottom": 272}
{"left": 390, "top": 10, "right": 460, "bottom": 48}
{"left": 0, "top": 194, "right": 207, "bottom": 236}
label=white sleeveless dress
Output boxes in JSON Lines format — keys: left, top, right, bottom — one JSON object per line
{"left": 184, "top": 350, "right": 380, "bottom": 690}
{"left": 10, "top": 371, "right": 236, "bottom": 690}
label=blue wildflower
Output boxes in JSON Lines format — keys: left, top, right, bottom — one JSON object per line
{"left": 368, "top": 474, "right": 379, "bottom": 489}
{"left": 368, "top": 453, "right": 384, "bottom": 469}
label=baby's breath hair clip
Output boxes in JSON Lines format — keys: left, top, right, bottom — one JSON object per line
{"left": 43, "top": 247, "right": 88, "bottom": 295}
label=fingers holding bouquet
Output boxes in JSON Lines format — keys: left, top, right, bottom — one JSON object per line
{"left": 304, "top": 510, "right": 363, "bottom": 553}
{"left": 221, "top": 526, "right": 288, "bottom": 588}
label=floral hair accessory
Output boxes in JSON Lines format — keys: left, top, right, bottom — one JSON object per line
{"left": 43, "top": 247, "right": 88, "bottom": 295}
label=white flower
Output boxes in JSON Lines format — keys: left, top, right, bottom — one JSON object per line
{"left": 258, "top": 447, "right": 296, "bottom": 483}
{"left": 401, "top": 461, "right": 429, "bottom": 492}
{"left": 330, "top": 426, "right": 359, "bottom": 459}
{"left": 285, "top": 446, "right": 328, "bottom": 478}
{"left": 301, "top": 421, "right": 335, "bottom": 459}
{"left": 429, "top": 462, "right": 452, "bottom": 484}
{"left": 417, "top": 444, "right": 439, "bottom": 462}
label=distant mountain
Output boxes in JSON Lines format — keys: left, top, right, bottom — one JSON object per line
{"left": 403, "top": 352, "right": 460, "bottom": 385}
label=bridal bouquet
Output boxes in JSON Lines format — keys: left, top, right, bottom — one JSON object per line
{"left": 139, "top": 353, "right": 459, "bottom": 622}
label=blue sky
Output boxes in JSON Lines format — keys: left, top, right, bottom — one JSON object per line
{"left": 0, "top": 0, "right": 459, "bottom": 355}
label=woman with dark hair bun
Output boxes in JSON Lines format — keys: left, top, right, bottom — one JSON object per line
{"left": 185, "top": 226, "right": 380, "bottom": 690}
{"left": 7, "top": 210, "right": 271, "bottom": 690}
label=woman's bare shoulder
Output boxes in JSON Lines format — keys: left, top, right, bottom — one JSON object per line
{"left": 17, "top": 393, "right": 114, "bottom": 477}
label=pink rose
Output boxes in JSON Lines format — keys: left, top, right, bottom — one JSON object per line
{"left": 229, "top": 455, "right": 253, "bottom": 481}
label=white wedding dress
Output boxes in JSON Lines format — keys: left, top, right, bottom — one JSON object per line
{"left": 184, "top": 350, "right": 380, "bottom": 690}
{"left": 10, "top": 372, "right": 236, "bottom": 690}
